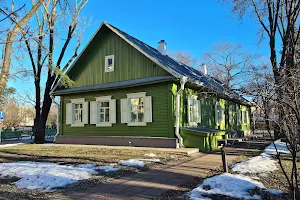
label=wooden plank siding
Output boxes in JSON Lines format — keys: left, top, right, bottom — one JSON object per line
{"left": 67, "top": 27, "right": 170, "bottom": 88}
{"left": 171, "top": 83, "right": 251, "bottom": 132}
{"left": 60, "top": 82, "right": 174, "bottom": 138}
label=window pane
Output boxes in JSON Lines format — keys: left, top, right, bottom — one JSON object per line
{"left": 131, "top": 112, "right": 136, "bottom": 122}
{"left": 131, "top": 98, "right": 139, "bottom": 106}
{"left": 130, "top": 97, "right": 144, "bottom": 123}
{"left": 105, "top": 111, "right": 109, "bottom": 122}
{"left": 100, "top": 113, "right": 104, "bottom": 122}
{"left": 138, "top": 106, "right": 144, "bottom": 122}
{"left": 108, "top": 58, "right": 113, "bottom": 65}
{"left": 100, "top": 102, "right": 109, "bottom": 107}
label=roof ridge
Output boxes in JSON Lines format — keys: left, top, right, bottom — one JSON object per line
{"left": 106, "top": 23, "right": 161, "bottom": 55}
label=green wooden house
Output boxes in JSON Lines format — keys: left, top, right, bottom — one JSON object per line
{"left": 51, "top": 22, "right": 251, "bottom": 151}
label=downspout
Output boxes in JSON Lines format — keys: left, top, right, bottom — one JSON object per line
{"left": 175, "top": 76, "right": 188, "bottom": 148}
{"left": 50, "top": 95, "right": 60, "bottom": 142}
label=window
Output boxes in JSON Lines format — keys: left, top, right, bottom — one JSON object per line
{"left": 121, "top": 92, "right": 152, "bottom": 126}
{"left": 215, "top": 102, "right": 224, "bottom": 126}
{"left": 66, "top": 98, "right": 88, "bottom": 127}
{"left": 130, "top": 97, "right": 144, "bottom": 122}
{"left": 74, "top": 103, "right": 83, "bottom": 124}
{"left": 90, "top": 96, "right": 116, "bottom": 127}
{"left": 105, "top": 55, "right": 114, "bottom": 72}
{"left": 99, "top": 101, "right": 110, "bottom": 122}
{"left": 187, "top": 95, "right": 201, "bottom": 126}
{"left": 229, "top": 105, "right": 234, "bottom": 125}
{"left": 236, "top": 106, "right": 241, "bottom": 125}
{"left": 242, "top": 109, "right": 248, "bottom": 125}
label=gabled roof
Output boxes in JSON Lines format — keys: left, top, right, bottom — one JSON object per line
{"left": 52, "top": 22, "right": 249, "bottom": 105}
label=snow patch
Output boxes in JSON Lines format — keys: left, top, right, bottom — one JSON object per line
{"left": 144, "top": 153, "right": 157, "bottom": 157}
{"left": 190, "top": 140, "right": 286, "bottom": 199}
{"left": 0, "top": 143, "right": 24, "bottom": 148}
{"left": 118, "top": 159, "right": 145, "bottom": 168}
{"left": 189, "top": 173, "right": 264, "bottom": 200}
{"left": 0, "top": 161, "right": 119, "bottom": 190}
{"left": 118, "top": 158, "right": 160, "bottom": 168}
{"left": 264, "top": 140, "right": 290, "bottom": 156}
{"left": 232, "top": 155, "right": 278, "bottom": 175}
{"left": 232, "top": 139, "right": 289, "bottom": 176}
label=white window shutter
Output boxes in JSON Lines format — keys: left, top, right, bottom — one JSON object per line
{"left": 144, "top": 96, "right": 152, "bottom": 123}
{"left": 221, "top": 107, "right": 225, "bottom": 124}
{"left": 121, "top": 98, "right": 129, "bottom": 123}
{"left": 237, "top": 109, "right": 240, "bottom": 125}
{"left": 90, "top": 101, "right": 97, "bottom": 124}
{"left": 82, "top": 102, "right": 89, "bottom": 124}
{"left": 197, "top": 100, "right": 201, "bottom": 123}
{"left": 193, "top": 99, "right": 198, "bottom": 124}
{"left": 66, "top": 103, "right": 73, "bottom": 124}
{"left": 215, "top": 104, "right": 219, "bottom": 126}
{"left": 109, "top": 99, "right": 116, "bottom": 123}
{"left": 187, "top": 95, "right": 191, "bottom": 124}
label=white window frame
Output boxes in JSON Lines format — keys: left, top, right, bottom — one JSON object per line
{"left": 127, "top": 92, "right": 146, "bottom": 126}
{"left": 105, "top": 55, "right": 114, "bottom": 72}
{"left": 236, "top": 106, "right": 241, "bottom": 125}
{"left": 215, "top": 102, "right": 224, "bottom": 126}
{"left": 229, "top": 105, "right": 234, "bottom": 125}
{"left": 188, "top": 95, "right": 200, "bottom": 126}
{"left": 95, "top": 96, "right": 113, "bottom": 127}
{"left": 241, "top": 108, "right": 248, "bottom": 125}
{"left": 70, "top": 98, "right": 86, "bottom": 127}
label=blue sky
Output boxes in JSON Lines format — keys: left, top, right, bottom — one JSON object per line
{"left": 8, "top": 0, "right": 269, "bottom": 96}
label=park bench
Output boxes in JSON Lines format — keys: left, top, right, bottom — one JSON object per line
{"left": 45, "top": 129, "right": 57, "bottom": 137}
{"left": 1, "top": 131, "right": 22, "bottom": 141}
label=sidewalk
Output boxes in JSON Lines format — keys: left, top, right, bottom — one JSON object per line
{"left": 53, "top": 152, "right": 240, "bottom": 200}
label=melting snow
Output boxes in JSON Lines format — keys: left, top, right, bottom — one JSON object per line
{"left": 0, "top": 143, "right": 24, "bottom": 148}
{"left": 0, "top": 161, "right": 119, "bottom": 190}
{"left": 118, "top": 158, "right": 160, "bottom": 168}
{"left": 189, "top": 140, "right": 288, "bottom": 199}
{"left": 144, "top": 153, "right": 157, "bottom": 157}
{"left": 232, "top": 155, "right": 278, "bottom": 175}
{"left": 189, "top": 173, "right": 264, "bottom": 200}
{"left": 232, "top": 139, "right": 290, "bottom": 176}
{"left": 264, "top": 140, "right": 290, "bottom": 156}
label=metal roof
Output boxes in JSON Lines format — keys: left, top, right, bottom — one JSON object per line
{"left": 107, "top": 23, "right": 248, "bottom": 103}
{"left": 52, "top": 22, "right": 249, "bottom": 104}
{"left": 52, "top": 76, "right": 175, "bottom": 95}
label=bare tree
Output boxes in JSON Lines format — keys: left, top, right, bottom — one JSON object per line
{"left": 171, "top": 51, "right": 198, "bottom": 67}
{"left": 20, "top": 0, "right": 88, "bottom": 143}
{"left": 223, "top": 0, "right": 300, "bottom": 198}
{"left": 0, "top": 0, "right": 43, "bottom": 100}
{"left": 203, "top": 42, "right": 256, "bottom": 89}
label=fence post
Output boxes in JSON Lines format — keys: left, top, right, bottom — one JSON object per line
{"left": 221, "top": 146, "right": 228, "bottom": 173}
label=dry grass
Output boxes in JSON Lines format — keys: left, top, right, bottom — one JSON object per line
{"left": 0, "top": 144, "right": 188, "bottom": 200}
{"left": 258, "top": 159, "right": 300, "bottom": 199}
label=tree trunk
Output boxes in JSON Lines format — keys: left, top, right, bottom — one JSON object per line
{"left": 33, "top": 80, "right": 41, "bottom": 143}
{"left": 34, "top": 76, "right": 54, "bottom": 143}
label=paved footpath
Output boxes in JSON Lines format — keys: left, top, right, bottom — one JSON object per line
{"left": 54, "top": 152, "right": 240, "bottom": 200}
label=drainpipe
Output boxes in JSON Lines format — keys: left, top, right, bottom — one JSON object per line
{"left": 175, "top": 76, "right": 188, "bottom": 148}
{"left": 51, "top": 96, "right": 60, "bottom": 142}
